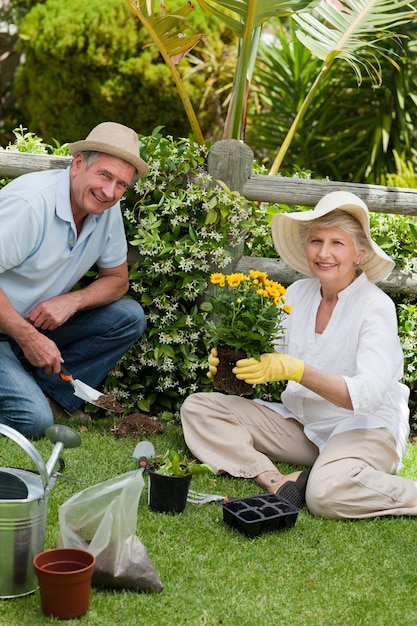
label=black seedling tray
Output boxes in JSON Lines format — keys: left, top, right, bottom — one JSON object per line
{"left": 222, "top": 493, "right": 299, "bottom": 538}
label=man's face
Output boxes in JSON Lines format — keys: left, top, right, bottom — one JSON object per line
{"left": 69, "top": 153, "right": 136, "bottom": 220}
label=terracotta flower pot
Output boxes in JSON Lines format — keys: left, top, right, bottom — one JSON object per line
{"left": 33, "top": 548, "right": 95, "bottom": 619}
{"left": 148, "top": 467, "right": 192, "bottom": 514}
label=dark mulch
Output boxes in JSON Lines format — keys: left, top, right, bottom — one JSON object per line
{"left": 111, "top": 413, "right": 166, "bottom": 438}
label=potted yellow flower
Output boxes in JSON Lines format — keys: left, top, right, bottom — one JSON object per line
{"left": 206, "top": 270, "right": 291, "bottom": 395}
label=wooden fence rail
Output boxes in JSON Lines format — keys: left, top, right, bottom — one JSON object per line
{"left": 1, "top": 143, "right": 417, "bottom": 295}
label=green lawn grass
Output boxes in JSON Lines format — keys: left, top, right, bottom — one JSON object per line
{"left": 1, "top": 417, "right": 417, "bottom": 626}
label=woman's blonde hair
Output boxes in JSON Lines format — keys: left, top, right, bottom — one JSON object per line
{"left": 299, "top": 209, "right": 372, "bottom": 262}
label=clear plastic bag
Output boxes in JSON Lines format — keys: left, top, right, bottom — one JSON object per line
{"left": 58, "top": 470, "right": 163, "bottom": 592}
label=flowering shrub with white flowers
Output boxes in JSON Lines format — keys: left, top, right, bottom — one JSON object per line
{"left": 398, "top": 303, "right": 417, "bottom": 429}
{"left": 105, "top": 128, "right": 268, "bottom": 417}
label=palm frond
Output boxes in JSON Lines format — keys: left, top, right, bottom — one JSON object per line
{"left": 293, "top": 0, "right": 417, "bottom": 84}
{"left": 134, "top": 1, "right": 205, "bottom": 61}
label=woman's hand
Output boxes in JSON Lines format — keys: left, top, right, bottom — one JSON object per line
{"left": 233, "top": 353, "right": 304, "bottom": 384}
{"left": 207, "top": 348, "right": 219, "bottom": 378}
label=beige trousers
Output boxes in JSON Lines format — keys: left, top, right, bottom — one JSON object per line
{"left": 180, "top": 392, "right": 417, "bottom": 520}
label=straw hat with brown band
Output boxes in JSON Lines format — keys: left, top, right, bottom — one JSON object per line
{"left": 69, "top": 121, "right": 149, "bottom": 179}
{"left": 271, "top": 191, "right": 394, "bottom": 283}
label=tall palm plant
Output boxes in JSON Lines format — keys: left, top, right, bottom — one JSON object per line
{"left": 268, "top": 0, "right": 417, "bottom": 174}
{"left": 125, "top": 1, "right": 319, "bottom": 144}
{"left": 249, "top": 20, "right": 417, "bottom": 183}
{"left": 194, "top": 0, "right": 320, "bottom": 140}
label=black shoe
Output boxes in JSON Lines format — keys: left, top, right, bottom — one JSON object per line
{"left": 274, "top": 469, "right": 311, "bottom": 510}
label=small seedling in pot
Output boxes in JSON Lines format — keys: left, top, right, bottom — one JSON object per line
{"left": 151, "top": 449, "right": 216, "bottom": 479}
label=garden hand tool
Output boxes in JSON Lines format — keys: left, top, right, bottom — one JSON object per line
{"left": 233, "top": 352, "right": 304, "bottom": 384}
{"left": 59, "top": 365, "right": 123, "bottom": 413}
{"left": 187, "top": 489, "right": 229, "bottom": 505}
{"left": 132, "top": 440, "right": 155, "bottom": 472}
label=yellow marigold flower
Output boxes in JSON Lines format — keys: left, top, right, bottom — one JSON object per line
{"left": 211, "top": 273, "right": 225, "bottom": 287}
{"left": 249, "top": 270, "right": 268, "bottom": 283}
{"left": 208, "top": 270, "right": 292, "bottom": 358}
{"left": 226, "top": 273, "right": 246, "bottom": 288}
{"left": 265, "top": 284, "right": 280, "bottom": 297}
{"left": 283, "top": 304, "right": 292, "bottom": 314}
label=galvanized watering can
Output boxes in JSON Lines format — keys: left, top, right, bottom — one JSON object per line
{"left": 0, "top": 424, "right": 81, "bottom": 599}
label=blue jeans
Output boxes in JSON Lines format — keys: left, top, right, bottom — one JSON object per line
{"left": 0, "top": 299, "right": 146, "bottom": 438}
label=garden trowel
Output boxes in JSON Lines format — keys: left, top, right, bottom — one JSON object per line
{"left": 59, "top": 365, "right": 123, "bottom": 413}
{"left": 133, "top": 440, "right": 155, "bottom": 472}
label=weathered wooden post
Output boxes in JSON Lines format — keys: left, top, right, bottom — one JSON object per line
{"left": 207, "top": 139, "right": 254, "bottom": 273}
{"left": 207, "top": 139, "right": 254, "bottom": 194}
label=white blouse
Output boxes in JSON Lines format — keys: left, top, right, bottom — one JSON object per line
{"left": 256, "top": 272, "right": 410, "bottom": 464}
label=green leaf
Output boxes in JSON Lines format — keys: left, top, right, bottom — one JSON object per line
{"left": 137, "top": 398, "right": 152, "bottom": 412}
{"left": 205, "top": 208, "right": 219, "bottom": 225}
{"left": 196, "top": 0, "right": 320, "bottom": 37}
{"left": 187, "top": 462, "right": 216, "bottom": 476}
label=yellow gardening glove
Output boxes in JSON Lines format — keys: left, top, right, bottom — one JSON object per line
{"left": 233, "top": 352, "right": 304, "bottom": 385}
{"left": 207, "top": 348, "right": 219, "bottom": 378}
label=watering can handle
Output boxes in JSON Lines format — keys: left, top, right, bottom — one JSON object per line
{"left": 0, "top": 424, "right": 49, "bottom": 489}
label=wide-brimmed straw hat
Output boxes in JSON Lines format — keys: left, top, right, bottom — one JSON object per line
{"left": 69, "top": 121, "right": 149, "bottom": 178}
{"left": 272, "top": 191, "right": 394, "bottom": 283}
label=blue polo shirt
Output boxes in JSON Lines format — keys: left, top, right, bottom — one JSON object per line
{"left": 0, "top": 167, "right": 127, "bottom": 318}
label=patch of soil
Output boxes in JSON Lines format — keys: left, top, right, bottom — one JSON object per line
{"left": 95, "top": 393, "right": 124, "bottom": 413}
{"left": 214, "top": 345, "right": 253, "bottom": 396}
{"left": 111, "top": 413, "right": 166, "bottom": 438}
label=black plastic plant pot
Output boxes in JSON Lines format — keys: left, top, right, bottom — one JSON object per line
{"left": 222, "top": 493, "right": 299, "bottom": 538}
{"left": 148, "top": 466, "right": 192, "bottom": 514}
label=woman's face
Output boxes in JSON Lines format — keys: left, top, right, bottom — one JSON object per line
{"left": 305, "top": 225, "right": 361, "bottom": 291}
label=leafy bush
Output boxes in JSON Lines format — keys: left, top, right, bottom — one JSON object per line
{"left": 398, "top": 303, "right": 417, "bottom": 391}
{"left": 13, "top": 0, "right": 233, "bottom": 143}
{"left": 14, "top": 0, "right": 189, "bottom": 141}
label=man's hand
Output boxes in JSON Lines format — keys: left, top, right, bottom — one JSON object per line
{"left": 26, "top": 294, "right": 78, "bottom": 331}
{"left": 0, "top": 288, "right": 64, "bottom": 374}
{"left": 21, "top": 330, "right": 64, "bottom": 375}
{"left": 207, "top": 348, "right": 219, "bottom": 378}
{"left": 233, "top": 352, "right": 304, "bottom": 385}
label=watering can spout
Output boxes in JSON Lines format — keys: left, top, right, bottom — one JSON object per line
{"left": 44, "top": 425, "right": 81, "bottom": 480}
